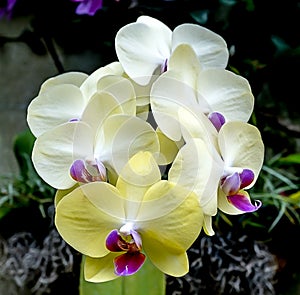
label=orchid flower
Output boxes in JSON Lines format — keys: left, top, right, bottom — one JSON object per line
{"left": 115, "top": 15, "right": 229, "bottom": 85}
{"left": 31, "top": 91, "right": 160, "bottom": 189}
{"left": 169, "top": 108, "right": 264, "bottom": 235}
{"left": 0, "top": 0, "right": 17, "bottom": 19}
{"left": 150, "top": 44, "right": 254, "bottom": 141}
{"left": 55, "top": 151, "right": 203, "bottom": 282}
{"left": 71, "top": 0, "right": 103, "bottom": 16}
{"left": 27, "top": 62, "right": 128, "bottom": 137}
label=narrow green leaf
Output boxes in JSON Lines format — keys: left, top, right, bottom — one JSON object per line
{"left": 80, "top": 255, "right": 166, "bottom": 295}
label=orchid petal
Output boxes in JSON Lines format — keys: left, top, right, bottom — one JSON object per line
{"left": 96, "top": 75, "right": 136, "bottom": 115}
{"left": 169, "top": 138, "right": 223, "bottom": 216}
{"left": 80, "top": 61, "right": 124, "bottom": 100}
{"left": 74, "top": 0, "right": 103, "bottom": 16}
{"left": 150, "top": 72, "right": 201, "bottom": 141}
{"left": 80, "top": 91, "right": 123, "bottom": 132}
{"left": 197, "top": 69, "right": 254, "bottom": 122}
{"left": 218, "top": 122, "right": 264, "bottom": 187}
{"left": 172, "top": 23, "right": 229, "bottom": 69}
{"left": 115, "top": 16, "right": 172, "bottom": 85}
{"left": 114, "top": 252, "right": 146, "bottom": 276}
{"left": 96, "top": 115, "right": 160, "bottom": 178}
{"left": 27, "top": 84, "right": 86, "bottom": 137}
{"left": 32, "top": 122, "right": 94, "bottom": 189}
{"left": 84, "top": 254, "right": 120, "bottom": 282}
{"left": 156, "top": 128, "right": 182, "bottom": 165}
{"left": 139, "top": 185, "right": 202, "bottom": 276}
{"left": 203, "top": 215, "right": 215, "bottom": 236}
{"left": 55, "top": 184, "right": 124, "bottom": 257}
{"left": 39, "top": 72, "right": 88, "bottom": 93}
{"left": 168, "top": 44, "right": 202, "bottom": 88}
{"left": 116, "top": 151, "right": 161, "bottom": 205}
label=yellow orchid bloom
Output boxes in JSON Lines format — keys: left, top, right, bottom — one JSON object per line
{"left": 55, "top": 151, "right": 203, "bottom": 282}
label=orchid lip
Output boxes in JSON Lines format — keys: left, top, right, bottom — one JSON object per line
{"left": 106, "top": 227, "right": 145, "bottom": 277}
{"left": 70, "top": 159, "right": 107, "bottom": 183}
{"left": 208, "top": 112, "right": 225, "bottom": 131}
{"left": 228, "top": 193, "right": 262, "bottom": 212}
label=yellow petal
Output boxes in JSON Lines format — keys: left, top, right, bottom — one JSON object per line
{"left": 116, "top": 151, "right": 161, "bottom": 206}
{"left": 138, "top": 182, "right": 203, "bottom": 276}
{"left": 156, "top": 128, "right": 182, "bottom": 165}
{"left": 84, "top": 254, "right": 120, "bottom": 282}
{"left": 55, "top": 183, "right": 124, "bottom": 257}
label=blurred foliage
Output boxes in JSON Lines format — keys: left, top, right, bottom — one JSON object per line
{"left": 0, "top": 129, "right": 55, "bottom": 220}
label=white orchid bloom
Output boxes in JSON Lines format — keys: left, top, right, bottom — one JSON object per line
{"left": 150, "top": 44, "right": 254, "bottom": 141}
{"left": 169, "top": 108, "right": 264, "bottom": 235}
{"left": 32, "top": 91, "right": 160, "bottom": 189}
{"left": 115, "top": 15, "right": 229, "bottom": 85}
{"left": 27, "top": 62, "right": 132, "bottom": 137}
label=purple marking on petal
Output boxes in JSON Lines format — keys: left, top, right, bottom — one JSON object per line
{"left": 69, "top": 118, "right": 80, "bottom": 122}
{"left": 228, "top": 194, "right": 262, "bottom": 212}
{"left": 114, "top": 252, "right": 146, "bottom": 276}
{"left": 161, "top": 58, "right": 168, "bottom": 73}
{"left": 208, "top": 112, "right": 226, "bottom": 131}
{"left": 240, "top": 169, "right": 255, "bottom": 189}
{"left": 221, "top": 172, "right": 241, "bottom": 195}
{"left": 106, "top": 230, "right": 127, "bottom": 252}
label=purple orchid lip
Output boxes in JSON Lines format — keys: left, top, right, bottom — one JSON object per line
{"left": 69, "top": 159, "right": 106, "bottom": 183}
{"left": 106, "top": 228, "right": 145, "bottom": 277}
{"left": 227, "top": 193, "right": 262, "bottom": 212}
{"left": 114, "top": 252, "right": 146, "bottom": 276}
{"left": 239, "top": 169, "right": 255, "bottom": 189}
{"left": 208, "top": 112, "right": 225, "bottom": 131}
{"left": 221, "top": 172, "right": 241, "bottom": 195}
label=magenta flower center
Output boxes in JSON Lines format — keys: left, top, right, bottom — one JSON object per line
{"left": 106, "top": 225, "right": 146, "bottom": 276}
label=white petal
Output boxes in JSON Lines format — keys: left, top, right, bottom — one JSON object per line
{"left": 169, "top": 138, "right": 223, "bottom": 216}
{"left": 39, "top": 72, "right": 88, "bottom": 93}
{"left": 80, "top": 61, "right": 124, "bottom": 100}
{"left": 197, "top": 69, "right": 254, "bottom": 122}
{"left": 32, "top": 122, "right": 94, "bottom": 189}
{"left": 95, "top": 114, "right": 160, "bottom": 176}
{"left": 218, "top": 122, "right": 264, "bottom": 186}
{"left": 172, "top": 23, "right": 229, "bottom": 69}
{"left": 27, "top": 84, "right": 86, "bottom": 137}
{"left": 115, "top": 16, "right": 172, "bottom": 85}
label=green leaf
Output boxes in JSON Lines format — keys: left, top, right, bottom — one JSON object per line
{"left": 80, "top": 255, "right": 166, "bottom": 295}
{"left": 278, "top": 153, "right": 300, "bottom": 165}
{"left": 13, "top": 128, "right": 36, "bottom": 179}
